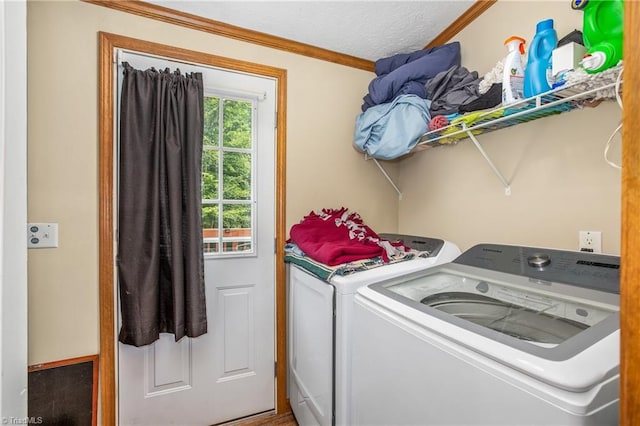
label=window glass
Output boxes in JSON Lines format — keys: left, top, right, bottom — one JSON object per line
{"left": 223, "top": 99, "right": 252, "bottom": 149}
{"left": 202, "top": 204, "right": 219, "bottom": 254}
{"left": 202, "top": 149, "right": 218, "bottom": 200}
{"left": 201, "top": 95, "right": 255, "bottom": 255}
{"left": 203, "top": 97, "right": 219, "bottom": 147}
{"left": 222, "top": 204, "right": 252, "bottom": 253}
{"left": 223, "top": 152, "right": 251, "bottom": 200}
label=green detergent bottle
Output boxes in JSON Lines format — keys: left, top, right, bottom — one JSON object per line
{"left": 571, "top": 0, "right": 624, "bottom": 74}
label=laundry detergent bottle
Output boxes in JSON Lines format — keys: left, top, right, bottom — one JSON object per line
{"left": 572, "top": 0, "right": 623, "bottom": 74}
{"left": 523, "top": 19, "right": 558, "bottom": 98}
{"left": 502, "top": 36, "right": 526, "bottom": 105}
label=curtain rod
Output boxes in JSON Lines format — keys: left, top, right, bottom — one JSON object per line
{"left": 116, "top": 48, "right": 267, "bottom": 101}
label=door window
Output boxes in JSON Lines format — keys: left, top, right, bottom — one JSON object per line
{"left": 202, "top": 95, "right": 256, "bottom": 256}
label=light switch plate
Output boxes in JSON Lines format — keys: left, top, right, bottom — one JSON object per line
{"left": 27, "top": 223, "right": 58, "bottom": 248}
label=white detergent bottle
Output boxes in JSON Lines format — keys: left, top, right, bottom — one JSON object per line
{"left": 502, "top": 36, "right": 526, "bottom": 106}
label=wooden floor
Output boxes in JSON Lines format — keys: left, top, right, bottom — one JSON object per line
{"left": 224, "top": 411, "right": 298, "bottom": 426}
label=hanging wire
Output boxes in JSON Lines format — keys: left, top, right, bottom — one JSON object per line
{"left": 604, "top": 122, "right": 622, "bottom": 170}
{"left": 603, "top": 67, "right": 623, "bottom": 170}
{"left": 615, "top": 67, "right": 623, "bottom": 109}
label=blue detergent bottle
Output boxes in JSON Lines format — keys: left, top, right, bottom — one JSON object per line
{"left": 524, "top": 19, "right": 558, "bottom": 98}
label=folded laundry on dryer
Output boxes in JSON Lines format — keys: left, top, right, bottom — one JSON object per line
{"left": 289, "top": 207, "right": 407, "bottom": 266}
{"left": 285, "top": 242, "right": 425, "bottom": 282}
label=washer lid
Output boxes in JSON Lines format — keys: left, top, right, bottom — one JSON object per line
{"left": 419, "top": 291, "right": 588, "bottom": 345}
{"left": 369, "top": 263, "right": 619, "bottom": 362}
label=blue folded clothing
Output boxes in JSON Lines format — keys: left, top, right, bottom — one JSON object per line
{"left": 354, "top": 94, "right": 432, "bottom": 160}
{"left": 374, "top": 48, "right": 438, "bottom": 75}
{"left": 362, "top": 42, "right": 461, "bottom": 112}
{"left": 362, "top": 80, "right": 427, "bottom": 112}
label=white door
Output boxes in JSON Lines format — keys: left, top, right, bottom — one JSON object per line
{"left": 116, "top": 51, "right": 277, "bottom": 426}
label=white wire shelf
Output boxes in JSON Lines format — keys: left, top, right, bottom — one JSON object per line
{"left": 372, "top": 66, "right": 622, "bottom": 198}
{"left": 416, "top": 65, "right": 623, "bottom": 148}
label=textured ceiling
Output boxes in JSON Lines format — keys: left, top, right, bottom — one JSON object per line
{"left": 146, "top": 1, "right": 475, "bottom": 61}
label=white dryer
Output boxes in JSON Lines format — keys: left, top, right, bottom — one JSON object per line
{"left": 287, "top": 234, "right": 460, "bottom": 426}
{"left": 351, "top": 243, "right": 620, "bottom": 426}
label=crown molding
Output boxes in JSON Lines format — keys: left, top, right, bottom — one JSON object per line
{"left": 426, "top": 0, "right": 497, "bottom": 49}
{"left": 82, "top": 0, "right": 493, "bottom": 70}
{"left": 82, "top": 0, "right": 376, "bottom": 71}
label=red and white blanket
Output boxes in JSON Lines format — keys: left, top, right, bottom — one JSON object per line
{"left": 289, "top": 208, "right": 407, "bottom": 266}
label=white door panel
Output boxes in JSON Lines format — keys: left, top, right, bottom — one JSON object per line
{"left": 146, "top": 334, "right": 192, "bottom": 396}
{"left": 117, "top": 50, "right": 276, "bottom": 425}
{"left": 217, "top": 285, "right": 255, "bottom": 379}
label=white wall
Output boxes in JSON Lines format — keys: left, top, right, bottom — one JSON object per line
{"left": 398, "top": 1, "right": 621, "bottom": 254}
{"left": 1, "top": 0, "right": 28, "bottom": 418}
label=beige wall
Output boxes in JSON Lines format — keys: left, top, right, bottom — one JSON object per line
{"left": 26, "top": 1, "right": 395, "bottom": 364}
{"left": 398, "top": 1, "right": 622, "bottom": 253}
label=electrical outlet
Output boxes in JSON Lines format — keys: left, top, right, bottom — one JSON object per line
{"left": 579, "top": 231, "right": 602, "bottom": 254}
{"left": 27, "top": 223, "right": 59, "bottom": 248}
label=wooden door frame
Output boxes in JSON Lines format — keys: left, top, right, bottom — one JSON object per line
{"left": 621, "top": 1, "right": 640, "bottom": 424}
{"left": 97, "top": 32, "right": 288, "bottom": 425}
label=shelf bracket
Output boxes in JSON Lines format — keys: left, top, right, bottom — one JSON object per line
{"left": 365, "top": 154, "right": 402, "bottom": 199}
{"left": 462, "top": 123, "right": 511, "bottom": 196}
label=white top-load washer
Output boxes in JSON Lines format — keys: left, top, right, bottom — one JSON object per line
{"left": 287, "top": 234, "right": 460, "bottom": 426}
{"left": 351, "top": 243, "right": 620, "bottom": 426}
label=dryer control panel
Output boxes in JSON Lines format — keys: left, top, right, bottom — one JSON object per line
{"left": 453, "top": 244, "right": 620, "bottom": 294}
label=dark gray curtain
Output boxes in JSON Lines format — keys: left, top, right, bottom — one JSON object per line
{"left": 118, "top": 62, "right": 207, "bottom": 347}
